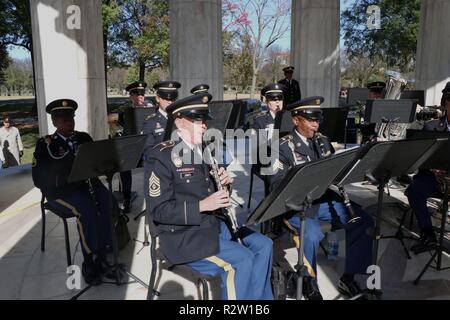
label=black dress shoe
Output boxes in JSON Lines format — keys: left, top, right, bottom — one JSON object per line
{"left": 411, "top": 233, "right": 437, "bottom": 254}
{"left": 82, "top": 261, "right": 102, "bottom": 286}
{"left": 122, "top": 199, "right": 131, "bottom": 214}
{"left": 302, "top": 277, "right": 323, "bottom": 300}
{"left": 338, "top": 277, "right": 364, "bottom": 298}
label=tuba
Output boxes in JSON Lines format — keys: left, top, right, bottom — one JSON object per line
{"left": 376, "top": 70, "right": 410, "bottom": 141}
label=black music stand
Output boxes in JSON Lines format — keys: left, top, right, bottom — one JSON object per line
{"left": 247, "top": 150, "right": 358, "bottom": 300}
{"left": 407, "top": 136, "right": 450, "bottom": 285}
{"left": 274, "top": 109, "right": 294, "bottom": 138}
{"left": 335, "top": 139, "right": 442, "bottom": 298}
{"left": 365, "top": 99, "right": 417, "bottom": 140}
{"left": 67, "top": 135, "right": 149, "bottom": 299}
{"left": 401, "top": 90, "right": 425, "bottom": 107}
{"left": 346, "top": 88, "right": 369, "bottom": 107}
{"left": 320, "top": 107, "right": 350, "bottom": 144}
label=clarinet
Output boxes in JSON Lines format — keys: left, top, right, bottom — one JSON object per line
{"left": 313, "top": 132, "right": 361, "bottom": 223}
{"left": 203, "top": 144, "right": 243, "bottom": 245}
{"left": 313, "top": 132, "right": 333, "bottom": 158}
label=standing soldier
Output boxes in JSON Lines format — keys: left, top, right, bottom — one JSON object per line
{"left": 278, "top": 66, "right": 301, "bottom": 106}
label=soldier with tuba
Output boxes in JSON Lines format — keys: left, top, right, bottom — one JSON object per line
{"left": 269, "top": 97, "right": 374, "bottom": 300}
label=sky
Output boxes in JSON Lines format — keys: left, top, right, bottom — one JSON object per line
{"left": 7, "top": 0, "right": 355, "bottom": 60}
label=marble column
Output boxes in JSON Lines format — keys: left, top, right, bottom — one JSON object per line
{"left": 291, "top": 0, "right": 340, "bottom": 108}
{"left": 415, "top": 0, "right": 450, "bottom": 106}
{"left": 30, "top": 0, "right": 108, "bottom": 139}
{"left": 169, "top": 0, "right": 223, "bottom": 100}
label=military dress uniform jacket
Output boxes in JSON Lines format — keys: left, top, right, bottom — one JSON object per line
{"left": 142, "top": 109, "right": 168, "bottom": 153}
{"left": 269, "top": 131, "right": 334, "bottom": 191}
{"left": 278, "top": 79, "right": 301, "bottom": 105}
{"left": 32, "top": 131, "right": 92, "bottom": 200}
{"left": 424, "top": 116, "right": 449, "bottom": 132}
{"left": 253, "top": 112, "right": 275, "bottom": 136}
{"left": 146, "top": 139, "right": 221, "bottom": 265}
{"left": 252, "top": 112, "right": 276, "bottom": 152}
{"left": 252, "top": 112, "right": 276, "bottom": 175}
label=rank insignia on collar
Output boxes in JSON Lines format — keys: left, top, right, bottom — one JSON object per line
{"left": 149, "top": 172, "right": 161, "bottom": 197}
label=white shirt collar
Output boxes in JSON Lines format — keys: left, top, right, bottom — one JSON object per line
{"left": 294, "top": 129, "right": 309, "bottom": 145}
{"left": 177, "top": 132, "right": 203, "bottom": 155}
{"left": 269, "top": 110, "right": 277, "bottom": 119}
{"left": 159, "top": 108, "right": 168, "bottom": 119}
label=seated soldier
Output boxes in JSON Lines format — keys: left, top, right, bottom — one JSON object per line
{"left": 109, "top": 81, "right": 155, "bottom": 213}
{"left": 269, "top": 97, "right": 374, "bottom": 300}
{"left": 142, "top": 80, "right": 181, "bottom": 153}
{"left": 32, "top": 99, "right": 114, "bottom": 285}
{"left": 145, "top": 93, "right": 273, "bottom": 300}
{"left": 406, "top": 83, "right": 450, "bottom": 254}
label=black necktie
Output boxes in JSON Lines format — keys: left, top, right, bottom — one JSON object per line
{"left": 67, "top": 136, "right": 76, "bottom": 152}
{"left": 307, "top": 139, "right": 318, "bottom": 158}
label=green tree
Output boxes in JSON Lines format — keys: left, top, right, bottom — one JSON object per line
{"left": 341, "top": 0, "right": 420, "bottom": 73}
{"left": 0, "top": 0, "right": 32, "bottom": 85}
{"left": 3, "top": 58, "right": 33, "bottom": 96}
{"left": 341, "top": 53, "right": 387, "bottom": 88}
{"left": 223, "top": 33, "right": 253, "bottom": 92}
{"left": 104, "top": 0, "right": 170, "bottom": 80}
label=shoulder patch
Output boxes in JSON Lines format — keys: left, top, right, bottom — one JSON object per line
{"left": 280, "top": 135, "right": 293, "bottom": 145}
{"left": 155, "top": 140, "right": 175, "bottom": 151}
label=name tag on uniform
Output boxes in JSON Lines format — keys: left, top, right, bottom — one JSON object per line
{"left": 155, "top": 128, "right": 165, "bottom": 134}
{"left": 180, "top": 172, "right": 195, "bottom": 179}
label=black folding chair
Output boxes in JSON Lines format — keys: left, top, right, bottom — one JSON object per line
{"left": 40, "top": 194, "right": 75, "bottom": 266}
{"left": 146, "top": 216, "right": 221, "bottom": 300}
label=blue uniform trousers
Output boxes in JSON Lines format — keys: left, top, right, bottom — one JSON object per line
{"left": 48, "top": 183, "right": 113, "bottom": 258}
{"left": 287, "top": 201, "right": 373, "bottom": 276}
{"left": 188, "top": 222, "right": 273, "bottom": 300}
{"left": 406, "top": 172, "right": 441, "bottom": 229}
